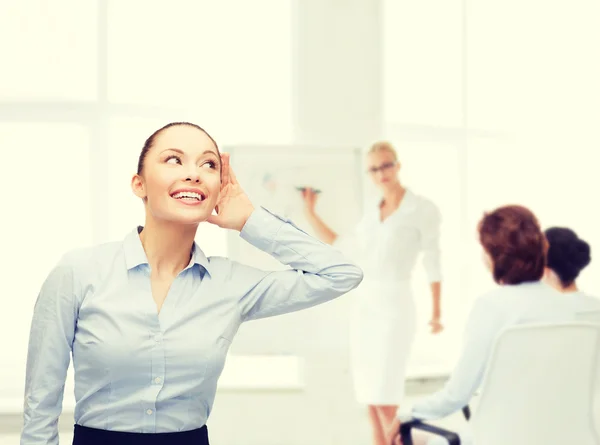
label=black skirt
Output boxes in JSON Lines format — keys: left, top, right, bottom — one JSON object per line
{"left": 72, "top": 424, "right": 209, "bottom": 445}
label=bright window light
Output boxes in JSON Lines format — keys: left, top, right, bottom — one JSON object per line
{"left": 0, "top": 1, "right": 98, "bottom": 101}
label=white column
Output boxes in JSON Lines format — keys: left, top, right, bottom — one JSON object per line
{"left": 291, "top": 0, "right": 384, "bottom": 148}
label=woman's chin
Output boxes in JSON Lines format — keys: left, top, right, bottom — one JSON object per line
{"left": 164, "top": 211, "right": 212, "bottom": 226}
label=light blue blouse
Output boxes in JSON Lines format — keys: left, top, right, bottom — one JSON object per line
{"left": 21, "top": 207, "right": 363, "bottom": 443}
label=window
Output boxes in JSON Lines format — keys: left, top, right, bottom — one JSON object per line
{"left": 0, "top": 1, "right": 98, "bottom": 101}
{"left": 107, "top": 0, "right": 293, "bottom": 144}
{"left": 0, "top": 123, "right": 92, "bottom": 405}
{"left": 466, "top": 1, "right": 600, "bottom": 133}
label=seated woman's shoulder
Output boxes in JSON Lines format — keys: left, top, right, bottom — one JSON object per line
{"left": 575, "top": 292, "right": 600, "bottom": 312}
{"left": 471, "top": 284, "right": 538, "bottom": 308}
{"left": 477, "top": 285, "right": 512, "bottom": 300}
{"left": 467, "top": 287, "right": 507, "bottom": 312}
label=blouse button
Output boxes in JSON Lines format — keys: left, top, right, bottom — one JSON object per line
{"left": 146, "top": 409, "right": 153, "bottom": 415}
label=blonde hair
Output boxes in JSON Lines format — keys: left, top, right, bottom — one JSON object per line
{"left": 368, "top": 141, "right": 398, "bottom": 161}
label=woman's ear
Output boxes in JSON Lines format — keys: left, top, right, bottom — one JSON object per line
{"left": 131, "top": 174, "right": 147, "bottom": 200}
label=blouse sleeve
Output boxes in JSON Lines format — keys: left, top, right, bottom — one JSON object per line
{"left": 234, "top": 207, "right": 364, "bottom": 321}
{"left": 21, "top": 254, "right": 81, "bottom": 445}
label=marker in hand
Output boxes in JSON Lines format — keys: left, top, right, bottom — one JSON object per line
{"left": 296, "top": 186, "right": 322, "bottom": 194}
{"left": 299, "top": 186, "right": 320, "bottom": 216}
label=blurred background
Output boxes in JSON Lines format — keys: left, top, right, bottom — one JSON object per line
{"left": 1, "top": 0, "right": 599, "bottom": 443}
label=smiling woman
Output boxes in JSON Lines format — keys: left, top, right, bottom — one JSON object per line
{"left": 20, "top": 122, "right": 364, "bottom": 445}
{"left": 131, "top": 123, "right": 225, "bottom": 229}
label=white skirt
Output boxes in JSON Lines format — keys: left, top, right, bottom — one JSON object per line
{"left": 349, "top": 279, "right": 416, "bottom": 405}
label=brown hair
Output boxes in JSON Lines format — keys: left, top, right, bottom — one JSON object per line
{"left": 137, "top": 122, "right": 219, "bottom": 175}
{"left": 478, "top": 205, "right": 547, "bottom": 285}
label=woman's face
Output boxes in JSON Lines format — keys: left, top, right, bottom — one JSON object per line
{"left": 366, "top": 150, "right": 400, "bottom": 190}
{"left": 131, "top": 125, "right": 222, "bottom": 226}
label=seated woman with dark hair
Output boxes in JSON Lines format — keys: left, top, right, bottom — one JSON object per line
{"left": 543, "top": 227, "right": 600, "bottom": 312}
{"left": 387, "top": 205, "right": 587, "bottom": 445}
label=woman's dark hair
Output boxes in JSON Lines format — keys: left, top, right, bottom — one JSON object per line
{"left": 478, "top": 205, "right": 547, "bottom": 285}
{"left": 544, "top": 227, "right": 591, "bottom": 288}
{"left": 137, "top": 122, "right": 219, "bottom": 175}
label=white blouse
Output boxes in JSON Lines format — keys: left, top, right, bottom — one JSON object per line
{"left": 401, "top": 281, "right": 594, "bottom": 420}
{"left": 336, "top": 188, "right": 442, "bottom": 284}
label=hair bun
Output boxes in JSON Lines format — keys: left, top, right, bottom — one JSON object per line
{"left": 574, "top": 239, "right": 591, "bottom": 268}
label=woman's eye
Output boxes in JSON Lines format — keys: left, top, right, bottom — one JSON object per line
{"left": 165, "top": 155, "right": 181, "bottom": 164}
{"left": 202, "top": 160, "right": 217, "bottom": 169}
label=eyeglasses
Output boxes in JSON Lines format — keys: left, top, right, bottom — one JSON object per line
{"left": 367, "top": 161, "right": 397, "bottom": 174}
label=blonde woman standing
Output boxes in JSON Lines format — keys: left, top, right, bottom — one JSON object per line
{"left": 301, "top": 141, "right": 443, "bottom": 445}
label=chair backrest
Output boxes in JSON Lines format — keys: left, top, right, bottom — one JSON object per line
{"left": 472, "top": 322, "right": 600, "bottom": 445}
{"left": 577, "top": 312, "right": 600, "bottom": 442}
